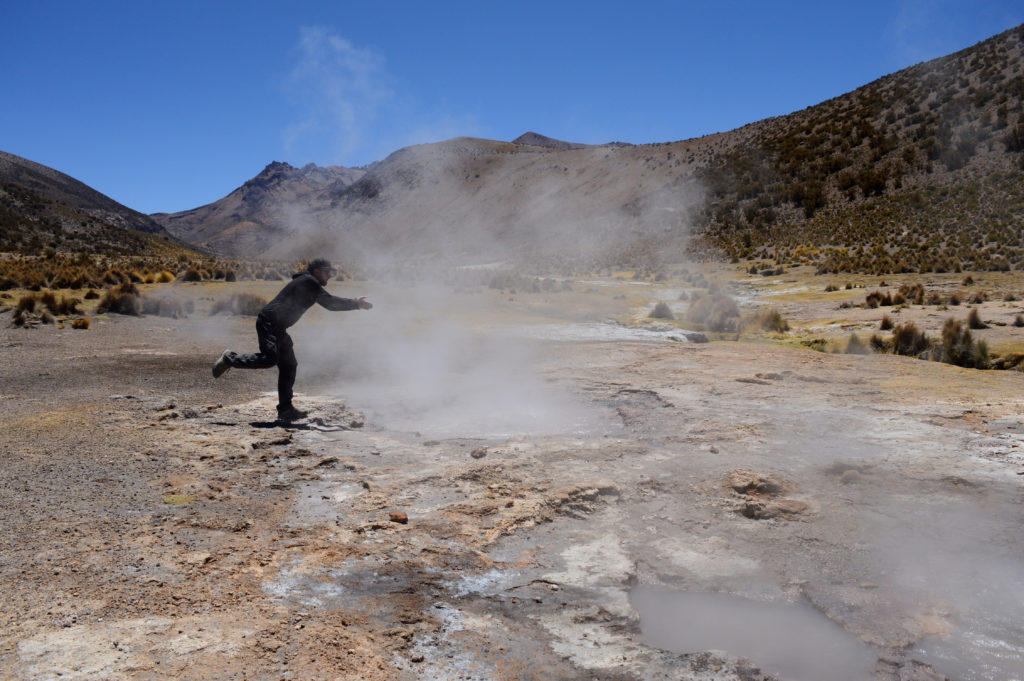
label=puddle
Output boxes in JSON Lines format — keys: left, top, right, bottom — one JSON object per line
{"left": 630, "top": 587, "right": 877, "bottom": 681}
{"left": 511, "top": 321, "right": 701, "bottom": 343}
{"left": 911, "top": 610, "right": 1024, "bottom": 681}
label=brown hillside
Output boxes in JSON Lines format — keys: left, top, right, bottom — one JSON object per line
{"left": 0, "top": 151, "right": 194, "bottom": 257}
{"left": 151, "top": 161, "right": 364, "bottom": 257}
{"left": 160, "top": 25, "right": 1024, "bottom": 276}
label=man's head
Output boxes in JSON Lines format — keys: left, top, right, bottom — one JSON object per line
{"left": 307, "top": 258, "right": 336, "bottom": 285}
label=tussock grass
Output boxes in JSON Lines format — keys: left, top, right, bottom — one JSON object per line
{"left": 967, "top": 307, "right": 987, "bottom": 329}
{"left": 210, "top": 293, "right": 268, "bottom": 317}
{"left": 748, "top": 308, "right": 790, "bottom": 333}
{"left": 141, "top": 296, "right": 188, "bottom": 319}
{"left": 892, "top": 322, "right": 930, "bottom": 357}
{"left": 687, "top": 291, "right": 740, "bottom": 332}
{"left": 648, "top": 301, "right": 674, "bottom": 319}
{"left": 938, "top": 318, "right": 989, "bottom": 368}
{"left": 844, "top": 333, "right": 871, "bottom": 354}
{"left": 97, "top": 282, "right": 141, "bottom": 316}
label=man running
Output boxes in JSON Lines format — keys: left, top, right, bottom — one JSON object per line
{"left": 212, "top": 258, "right": 372, "bottom": 420}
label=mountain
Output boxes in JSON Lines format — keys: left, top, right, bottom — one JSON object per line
{"left": 694, "top": 24, "right": 1024, "bottom": 275}
{"left": 151, "top": 161, "right": 365, "bottom": 256}
{"left": 157, "top": 24, "right": 1024, "bottom": 275}
{"left": 0, "top": 150, "right": 188, "bottom": 256}
{"left": 511, "top": 132, "right": 590, "bottom": 149}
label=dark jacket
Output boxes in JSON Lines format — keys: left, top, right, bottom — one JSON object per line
{"left": 260, "top": 271, "right": 359, "bottom": 329}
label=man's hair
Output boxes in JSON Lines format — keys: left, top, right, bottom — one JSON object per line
{"left": 307, "top": 258, "right": 334, "bottom": 273}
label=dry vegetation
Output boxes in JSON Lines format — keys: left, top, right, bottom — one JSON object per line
{"left": 690, "top": 25, "right": 1024, "bottom": 276}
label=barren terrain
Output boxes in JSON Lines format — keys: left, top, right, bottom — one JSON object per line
{"left": 3, "top": 269, "right": 1024, "bottom": 681}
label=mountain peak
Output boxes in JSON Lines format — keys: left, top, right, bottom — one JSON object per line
{"left": 512, "top": 132, "right": 587, "bottom": 149}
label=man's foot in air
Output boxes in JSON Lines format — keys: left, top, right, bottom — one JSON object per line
{"left": 277, "top": 406, "right": 308, "bottom": 421}
{"left": 212, "top": 350, "right": 232, "bottom": 378}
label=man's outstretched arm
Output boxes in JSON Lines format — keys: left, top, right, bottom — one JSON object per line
{"left": 316, "top": 290, "right": 372, "bottom": 311}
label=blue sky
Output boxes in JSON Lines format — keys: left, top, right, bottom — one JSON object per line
{"left": 3, "top": 1, "right": 1023, "bottom": 214}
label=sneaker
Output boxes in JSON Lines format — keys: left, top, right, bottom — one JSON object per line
{"left": 212, "top": 350, "right": 232, "bottom": 378}
{"left": 277, "top": 406, "right": 308, "bottom": 421}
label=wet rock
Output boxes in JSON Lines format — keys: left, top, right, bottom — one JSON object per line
{"left": 253, "top": 435, "right": 292, "bottom": 449}
{"left": 840, "top": 469, "right": 861, "bottom": 485}
{"left": 728, "top": 469, "right": 784, "bottom": 496}
{"left": 739, "top": 498, "right": 811, "bottom": 520}
{"left": 875, "top": 655, "right": 949, "bottom": 681}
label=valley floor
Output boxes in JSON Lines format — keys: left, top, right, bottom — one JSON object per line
{"left": 2, "top": 271, "right": 1024, "bottom": 681}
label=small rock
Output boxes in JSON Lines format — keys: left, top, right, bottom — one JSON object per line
{"left": 470, "top": 447, "right": 487, "bottom": 459}
{"left": 839, "top": 470, "right": 861, "bottom": 485}
{"left": 411, "top": 654, "right": 424, "bottom": 663}
{"left": 423, "top": 440, "right": 440, "bottom": 447}
{"left": 389, "top": 511, "right": 408, "bottom": 524}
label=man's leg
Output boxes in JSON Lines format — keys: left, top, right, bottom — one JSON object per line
{"left": 220, "top": 316, "right": 280, "bottom": 371}
{"left": 275, "top": 332, "right": 299, "bottom": 417}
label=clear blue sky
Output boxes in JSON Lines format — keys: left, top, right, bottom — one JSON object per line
{"left": 3, "top": 1, "right": 1022, "bottom": 214}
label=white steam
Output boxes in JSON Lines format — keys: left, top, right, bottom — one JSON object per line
{"left": 292, "top": 283, "right": 597, "bottom": 438}
{"left": 283, "top": 27, "right": 394, "bottom": 163}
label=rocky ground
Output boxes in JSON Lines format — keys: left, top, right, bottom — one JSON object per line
{"left": 2, "top": 272, "right": 1024, "bottom": 681}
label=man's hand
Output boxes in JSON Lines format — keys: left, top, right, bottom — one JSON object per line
{"left": 356, "top": 296, "right": 373, "bottom": 310}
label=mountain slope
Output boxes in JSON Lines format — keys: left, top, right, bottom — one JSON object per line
{"left": 693, "top": 23, "right": 1024, "bottom": 274}
{"left": 143, "top": 23, "right": 1024, "bottom": 275}
{"left": 0, "top": 150, "right": 189, "bottom": 256}
{"left": 151, "top": 161, "right": 364, "bottom": 256}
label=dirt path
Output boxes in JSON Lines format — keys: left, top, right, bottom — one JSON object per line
{"left": 3, "top": 281, "right": 1024, "bottom": 681}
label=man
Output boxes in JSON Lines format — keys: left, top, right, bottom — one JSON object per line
{"left": 212, "top": 258, "right": 372, "bottom": 420}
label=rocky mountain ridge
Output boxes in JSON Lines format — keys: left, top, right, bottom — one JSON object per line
{"left": 0, "top": 150, "right": 187, "bottom": 256}
{"left": 3, "top": 24, "right": 1023, "bottom": 275}
{"left": 154, "top": 24, "right": 1024, "bottom": 274}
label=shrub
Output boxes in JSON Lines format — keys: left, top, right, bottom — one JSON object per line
{"left": 96, "top": 287, "right": 140, "bottom": 316}
{"left": 156, "top": 270, "right": 176, "bottom": 283}
{"left": 879, "top": 314, "right": 894, "bottom": 330}
{"left": 892, "top": 322, "right": 930, "bottom": 357}
{"left": 1015, "top": 314, "right": 1024, "bottom": 328}
{"left": 898, "top": 283, "right": 925, "bottom": 305}
{"left": 181, "top": 267, "right": 202, "bottom": 282}
{"left": 210, "top": 293, "right": 268, "bottom": 317}
{"left": 52, "top": 296, "right": 81, "bottom": 315}
{"left": 962, "top": 275, "right": 974, "bottom": 286}
{"left": 870, "top": 333, "right": 889, "bottom": 352}
{"left": 16, "top": 294, "right": 37, "bottom": 313}
{"left": 141, "top": 296, "right": 187, "bottom": 319}
{"left": 967, "top": 308, "right": 987, "bottom": 329}
{"left": 845, "top": 333, "right": 871, "bottom": 354}
{"left": 71, "top": 317, "right": 90, "bottom": 330}
{"left": 939, "top": 318, "right": 989, "bottom": 368}
{"left": 948, "top": 292, "right": 962, "bottom": 306}
{"left": 864, "top": 290, "right": 893, "bottom": 308}
{"left": 649, "top": 301, "right": 674, "bottom": 319}
{"left": 84, "top": 289, "right": 100, "bottom": 300}
{"left": 687, "top": 292, "right": 740, "bottom": 332}
{"left": 753, "top": 308, "right": 789, "bottom": 333}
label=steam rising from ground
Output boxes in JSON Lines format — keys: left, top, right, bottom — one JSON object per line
{"left": 293, "top": 283, "right": 597, "bottom": 438}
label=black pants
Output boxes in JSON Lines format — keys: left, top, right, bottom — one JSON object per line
{"left": 225, "top": 314, "right": 297, "bottom": 412}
